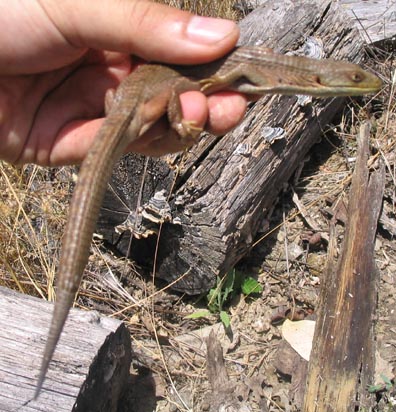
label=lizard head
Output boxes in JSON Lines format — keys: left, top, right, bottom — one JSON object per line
{"left": 315, "top": 62, "right": 382, "bottom": 96}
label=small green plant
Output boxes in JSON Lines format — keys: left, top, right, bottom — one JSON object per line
{"left": 207, "top": 269, "right": 236, "bottom": 314}
{"left": 368, "top": 374, "right": 394, "bottom": 393}
{"left": 186, "top": 268, "right": 263, "bottom": 328}
{"left": 241, "top": 276, "right": 264, "bottom": 295}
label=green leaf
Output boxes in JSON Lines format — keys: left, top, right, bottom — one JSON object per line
{"left": 380, "top": 374, "right": 393, "bottom": 391}
{"left": 207, "top": 287, "right": 220, "bottom": 313}
{"left": 380, "top": 374, "right": 392, "bottom": 386}
{"left": 368, "top": 384, "right": 383, "bottom": 393}
{"left": 184, "top": 310, "right": 211, "bottom": 319}
{"left": 241, "top": 277, "right": 263, "bottom": 295}
{"left": 220, "top": 311, "right": 231, "bottom": 328}
{"left": 222, "top": 269, "right": 236, "bottom": 303}
{"left": 207, "top": 270, "right": 236, "bottom": 313}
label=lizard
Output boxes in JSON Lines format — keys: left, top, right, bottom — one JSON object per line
{"left": 34, "top": 45, "right": 382, "bottom": 399}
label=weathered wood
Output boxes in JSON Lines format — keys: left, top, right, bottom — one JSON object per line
{"left": 240, "top": 0, "right": 396, "bottom": 44}
{"left": 99, "top": 0, "right": 376, "bottom": 294}
{"left": 205, "top": 331, "right": 243, "bottom": 412}
{"left": 303, "top": 123, "right": 385, "bottom": 412}
{"left": 0, "top": 286, "right": 132, "bottom": 412}
{"left": 338, "top": 0, "right": 396, "bottom": 44}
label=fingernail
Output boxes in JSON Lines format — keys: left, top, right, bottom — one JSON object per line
{"left": 187, "top": 16, "right": 237, "bottom": 44}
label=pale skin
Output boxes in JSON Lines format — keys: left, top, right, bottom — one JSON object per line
{"left": 0, "top": 0, "right": 248, "bottom": 166}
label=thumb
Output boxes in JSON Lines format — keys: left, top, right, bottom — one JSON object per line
{"left": 41, "top": 0, "right": 239, "bottom": 64}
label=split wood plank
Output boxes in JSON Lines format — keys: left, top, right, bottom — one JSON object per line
{"left": 0, "top": 286, "right": 132, "bottom": 412}
{"left": 303, "top": 123, "right": 385, "bottom": 412}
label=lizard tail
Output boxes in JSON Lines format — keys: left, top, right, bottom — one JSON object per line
{"left": 34, "top": 290, "right": 75, "bottom": 399}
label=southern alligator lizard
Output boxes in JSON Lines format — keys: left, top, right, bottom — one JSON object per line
{"left": 35, "top": 46, "right": 381, "bottom": 398}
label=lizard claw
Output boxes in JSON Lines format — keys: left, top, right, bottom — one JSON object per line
{"left": 174, "top": 119, "right": 203, "bottom": 141}
{"left": 200, "top": 77, "right": 219, "bottom": 93}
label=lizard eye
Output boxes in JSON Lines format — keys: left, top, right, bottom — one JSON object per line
{"left": 351, "top": 72, "right": 364, "bottom": 83}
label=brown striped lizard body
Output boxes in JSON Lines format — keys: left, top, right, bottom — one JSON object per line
{"left": 35, "top": 46, "right": 382, "bottom": 398}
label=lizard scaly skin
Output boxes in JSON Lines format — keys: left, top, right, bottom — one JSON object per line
{"left": 35, "top": 46, "right": 382, "bottom": 398}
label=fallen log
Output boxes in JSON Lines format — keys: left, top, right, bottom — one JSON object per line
{"left": 99, "top": 0, "right": 379, "bottom": 294}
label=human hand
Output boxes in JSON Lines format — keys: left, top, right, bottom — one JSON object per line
{"left": 0, "top": 0, "right": 247, "bottom": 166}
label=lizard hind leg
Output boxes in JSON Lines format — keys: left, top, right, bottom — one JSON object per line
{"left": 162, "top": 116, "right": 203, "bottom": 153}
{"left": 167, "top": 87, "right": 203, "bottom": 144}
{"left": 178, "top": 119, "right": 203, "bottom": 140}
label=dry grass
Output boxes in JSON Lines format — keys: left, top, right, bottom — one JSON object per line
{"left": 0, "top": 164, "right": 71, "bottom": 299}
{"left": 0, "top": 1, "right": 394, "bottom": 411}
{"left": 159, "top": 0, "right": 240, "bottom": 19}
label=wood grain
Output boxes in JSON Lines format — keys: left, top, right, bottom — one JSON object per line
{"left": 0, "top": 286, "right": 131, "bottom": 411}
